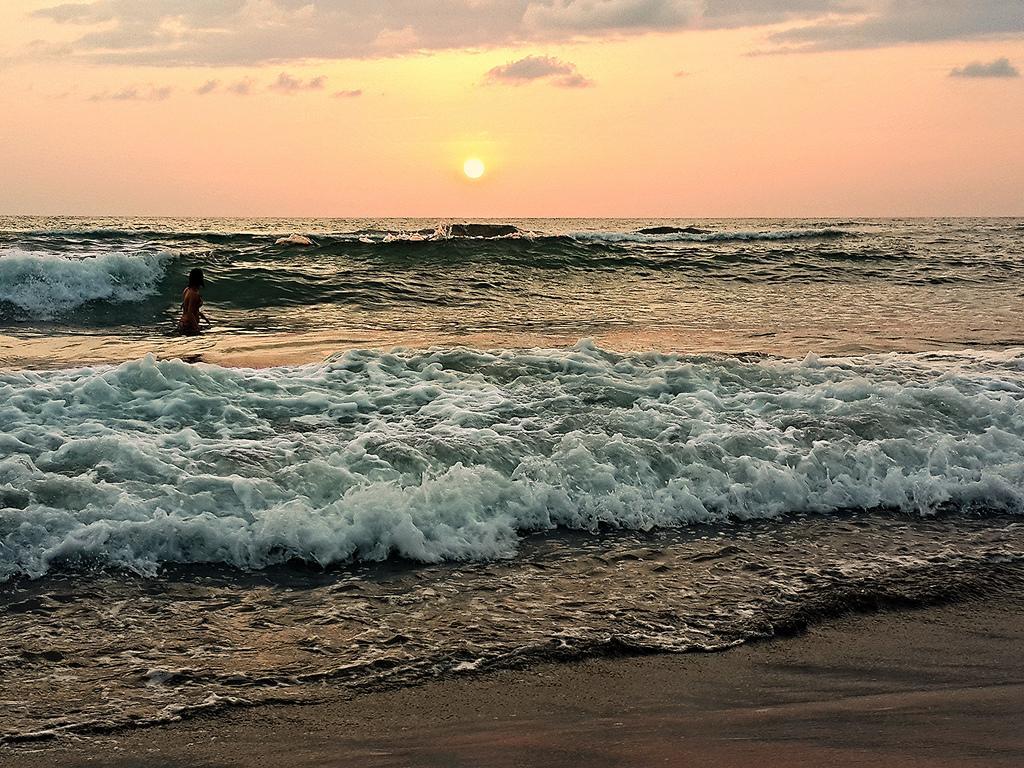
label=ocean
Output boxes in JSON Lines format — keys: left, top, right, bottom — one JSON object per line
{"left": 2, "top": 217, "right": 1024, "bottom": 742}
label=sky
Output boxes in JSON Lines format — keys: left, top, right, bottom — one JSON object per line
{"left": 0, "top": 1, "right": 1022, "bottom": 217}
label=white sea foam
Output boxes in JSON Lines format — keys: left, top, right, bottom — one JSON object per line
{"left": 0, "top": 248, "right": 170, "bottom": 318}
{"left": 3, "top": 343, "right": 1024, "bottom": 580}
{"left": 274, "top": 234, "right": 315, "bottom": 246}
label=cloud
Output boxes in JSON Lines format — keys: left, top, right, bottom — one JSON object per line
{"left": 700, "top": 0, "right": 856, "bottom": 29}
{"left": 227, "top": 77, "right": 255, "bottom": 95}
{"left": 333, "top": 89, "right": 363, "bottom": 98}
{"left": 195, "top": 76, "right": 259, "bottom": 95}
{"left": 32, "top": 2, "right": 112, "bottom": 23}
{"left": 23, "top": 1, "right": 1024, "bottom": 65}
{"left": 268, "top": 72, "right": 327, "bottom": 93}
{"left": 32, "top": 0, "right": 246, "bottom": 27}
{"left": 195, "top": 79, "right": 220, "bottom": 95}
{"left": 768, "top": 1, "right": 1024, "bottom": 53}
{"left": 522, "top": 0, "right": 695, "bottom": 31}
{"left": 89, "top": 84, "right": 172, "bottom": 101}
{"left": 23, "top": 0, "right": 856, "bottom": 66}
{"left": 950, "top": 57, "right": 1020, "bottom": 78}
{"left": 557, "top": 72, "right": 594, "bottom": 88}
{"left": 486, "top": 55, "right": 594, "bottom": 87}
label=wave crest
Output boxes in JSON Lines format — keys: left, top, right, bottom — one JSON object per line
{"left": 0, "top": 249, "right": 170, "bottom": 319}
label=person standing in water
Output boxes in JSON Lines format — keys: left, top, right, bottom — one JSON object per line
{"left": 178, "top": 268, "right": 209, "bottom": 335}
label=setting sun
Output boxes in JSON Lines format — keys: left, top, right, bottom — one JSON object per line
{"left": 463, "top": 158, "right": 485, "bottom": 180}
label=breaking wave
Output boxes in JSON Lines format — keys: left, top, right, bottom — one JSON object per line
{"left": 1, "top": 222, "right": 851, "bottom": 247}
{"left": 3, "top": 343, "right": 1024, "bottom": 581}
{"left": 0, "top": 249, "right": 171, "bottom": 319}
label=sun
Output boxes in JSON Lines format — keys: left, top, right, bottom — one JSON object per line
{"left": 463, "top": 158, "right": 485, "bottom": 179}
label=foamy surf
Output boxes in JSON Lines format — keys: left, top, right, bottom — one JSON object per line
{"left": 274, "top": 234, "right": 316, "bottom": 246}
{"left": 0, "top": 248, "right": 171, "bottom": 318}
{"left": 3, "top": 343, "right": 1024, "bottom": 582}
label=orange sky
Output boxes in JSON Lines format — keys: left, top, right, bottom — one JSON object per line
{"left": 1, "top": 1, "right": 1022, "bottom": 217}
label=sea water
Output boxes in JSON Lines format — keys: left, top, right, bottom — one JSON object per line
{"left": 2, "top": 217, "right": 1024, "bottom": 742}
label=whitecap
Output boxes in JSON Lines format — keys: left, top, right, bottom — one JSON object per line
{"left": 0, "top": 248, "right": 171, "bottom": 318}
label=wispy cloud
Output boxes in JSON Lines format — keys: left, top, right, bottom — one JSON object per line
{"left": 333, "top": 89, "right": 363, "bottom": 98}
{"left": 89, "top": 84, "right": 172, "bottom": 102}
{"left": 194, "top": 77, "right": 259, "bottom": 95}
{"left": 268, "top": 72, "right": 327, "bottom": 94}
{"left": 486, "top": 55, "right": 594, "bottom": 88}
{"left": 195, "top": 79, "right": 220, "bottom": 95}
{"left": 950, "top": 57, "right": 1020, "bottom": 79}
{"left": 227, "top": 77, "right": 255, "bottom": 96}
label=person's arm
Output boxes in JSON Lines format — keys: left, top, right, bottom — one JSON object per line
{"left": 198, "top": 292, "right": 210, "bottom": 324}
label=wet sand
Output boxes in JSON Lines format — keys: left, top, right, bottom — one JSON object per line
{"left": 7, "top": 595, "right": 1023, "bottom": 768}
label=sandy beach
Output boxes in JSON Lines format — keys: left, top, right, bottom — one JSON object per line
{"left": 7, "top": 594, "right": 1022, "bottom": 768}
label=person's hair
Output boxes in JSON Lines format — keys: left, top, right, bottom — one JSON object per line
{"left": 188, "top": 268, "right": 205, "bottom": 289}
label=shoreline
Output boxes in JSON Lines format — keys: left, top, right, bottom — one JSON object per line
{"left": 8, "top": 594, "right": 1024, "bottom": 767}
{"left": 4, "top": 329, "right": 1023, "bottom": 371}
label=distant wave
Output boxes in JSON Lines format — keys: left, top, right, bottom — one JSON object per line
{"left": 0, "top": 249, "right": 171, "bottom": 319}
{"left": 2, "top": 223, "right": 852, "bottom": 248}
{"left": 275, "top": 234, "right": 316, "bottom": 246}
{"left": 636, "top": 226, "right": 712, "bottom": 235}
{"left": 3, "top": 343, "right": 1024, "bottom": 581}
{"left": 371, "top": 224, "right": 850, "bottom": 245}
{"left": 567, "top": 227, "right": 850, "bottom": 244}
{"left": 431, "top": 222, "right": 522, "bottom": 239}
